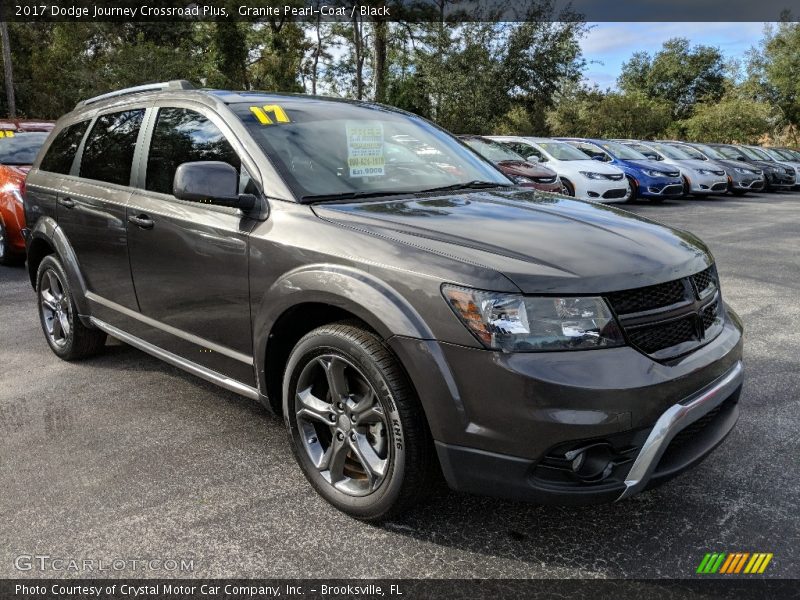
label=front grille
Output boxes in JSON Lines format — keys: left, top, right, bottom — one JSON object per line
{"left": 602, "top": 188, "right": 628, "bottom": 199}
{"left": 702, "top": 300, "right": 719, "bottom": 329}
{"left": 665, "top": 171, "right": 681, "bottom": 178}
{"left": 534, "top": 176, "right": 557, "bottom": 184}
{"left": 692, "top": 265, "right": 716, "bottom": 297}
{"left": 711, "top": 182, "right": 728, "bottom": 191}
{"left": 605, "top": 265, "right": 722, "bottom": 360}
{"left": 606, "top": 279, "right": 686, "bottom": 315}
{"left": 608, "top": 173, "right": 624, "bottom": 181}
{"left": 627, "top": 315, "right": 698, "bottom": 354}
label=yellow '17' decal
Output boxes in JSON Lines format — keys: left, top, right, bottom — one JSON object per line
{"left": 0, "top": 131, "right": 15, "bottom": 137}
{"left": 249, "top": 105, "right": 290, "bottom": 125}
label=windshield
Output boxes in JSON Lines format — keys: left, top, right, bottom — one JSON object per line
{"left": 671, "top": 144, "right": 706, "bottom": 160}
{"left": 650, "top": 142, "right": 692, "bottom": 160}
{"left": 231, "top": 101, "right": 508, "bottom": 200}
{"left": 600, "top": 141, "right": 648, "bottom": 161}
{"left": 715, "top": 145, "right": 746, "bottom": 160}
{"left": 766, "top": 148, "right": 795, "bottom": 161}
{"left": 693, "top": 144, "right": 725, "bottom": 160}
{"left": 0, "top": 132, "right": 48, "bottom": 165}
{"left": 462, "top": 137, "right": 525, "bottom": 163}
{"left": 739, "top": 146, "right": 770, "bottom": 161}
{"left": 537, "top": 141, "right": 592, "bottom": 161}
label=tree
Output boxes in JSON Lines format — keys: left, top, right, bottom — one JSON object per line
{"left": 618, "top": 37, "right": 726, "bottom": 120}
{"left": 682, "top": 97, "right": 778, "bottom": 143}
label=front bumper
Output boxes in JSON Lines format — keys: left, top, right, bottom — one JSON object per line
{"left": 388, "top": 307, "right": 743, "bottom": 504}
{"left": 688, "top": 173, "right": 729, "bottom": 194}
{"left": 730, "top": 175, "right": 765, "bottom": 191}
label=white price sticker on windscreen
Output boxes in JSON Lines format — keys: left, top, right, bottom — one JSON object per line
{"left": 346, "top": 122, "right": 385, "bottom": 178}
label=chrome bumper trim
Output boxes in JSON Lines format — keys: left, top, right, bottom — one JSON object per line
{"left": 617, "top": 359, "right": 743, "bottom": 501}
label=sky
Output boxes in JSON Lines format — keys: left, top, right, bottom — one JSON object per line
{"left": 580, "top": 22, "right": 769, "bottom": 89}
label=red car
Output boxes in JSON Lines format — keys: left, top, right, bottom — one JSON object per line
{"left": 0, "top": 120, "right": 54, "bottom": 265}
{"left": 459, "top": 135, "right": 564, "bottom": 193}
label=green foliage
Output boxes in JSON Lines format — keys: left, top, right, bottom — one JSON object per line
{"left": 547, "top": 87, "right": 673, "bottom": 139}
{"left": 618, "top": 37, "right": 726, "bottom": 120}
{"left": 681, "top": 97, "right": 778, "bottom": 143}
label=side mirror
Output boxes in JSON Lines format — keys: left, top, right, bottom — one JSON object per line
{"left": 173, "top": 161, "right": 256, "bottom": 211}
{"left": 736, "top": 156, "right": 747, "bottom": 162}
{"left": 526, "top": 155, "right": 540, "bottom": 163}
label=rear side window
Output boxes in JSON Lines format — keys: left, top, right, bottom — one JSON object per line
{"left": 39, "top": 121, "right": 90, "bottom": 174}
{"left": 145, "top": 108, "right": 241, "bottom": 195}
{"left": 79, "top": 109, "right": 145, "bottom": 186}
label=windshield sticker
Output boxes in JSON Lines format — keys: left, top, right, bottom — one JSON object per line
{"left": 0, "top": 131, "right": 15, "bottom": 137}
{"left": 249, "top": 104, "right": 291, "bottom": 125}
{"left": 346, "top": 122, "right": 385, "bottom": 178}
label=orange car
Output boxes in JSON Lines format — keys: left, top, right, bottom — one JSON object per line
{"left": 0, "top": 119, "right": 54, "bottom": 265}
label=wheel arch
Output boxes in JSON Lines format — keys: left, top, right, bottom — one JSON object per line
{"left": 27, "top": 217, "right": 92, "bottom": 322}
{"left": 253, "top": 265, "right": 434, "bottom": 414}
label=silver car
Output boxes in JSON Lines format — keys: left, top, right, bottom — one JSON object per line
{"left": 619, "top": 140, "right": 729, "bottom": 196}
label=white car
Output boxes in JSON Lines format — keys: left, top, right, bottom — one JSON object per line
{"left": 488, "top": 136, "right": 630, "bottom": 202}
{"left": 619, "top": 141, "right": 729, "bottom": 196}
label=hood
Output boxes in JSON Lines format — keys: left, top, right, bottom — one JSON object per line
{"left": 313, "top": 189, "right": 712, "bottom": 294}
{"left": 709, "top": 158, "right": 760, "bottom": 173}
{"left": 674, "top": 158, "right": 718, "bottom": 171}
{"left": 496, "top": 160, "right": 557, "bottom": 179}
{"left": 3, "top": 165, "right": 30, "bottom": 181}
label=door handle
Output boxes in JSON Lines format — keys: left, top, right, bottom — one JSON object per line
{"left": 128, "top": 214, "right": 154, "bottom": 229}
{"left": 59, "top": 197, "right": 75, "bottom": 209}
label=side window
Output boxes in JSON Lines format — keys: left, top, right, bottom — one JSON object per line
{"left": 79, "top": 109, "right": 145, "bottom": 185}
{"left": 145, "top": 107, "right": 242, "bottom": 196}
{"left": 39, "top": 120, "right": 90, "bottom": 174}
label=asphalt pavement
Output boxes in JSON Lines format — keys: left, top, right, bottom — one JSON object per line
{"left": 1, "top": 192, "right": 798, "bottom": 579}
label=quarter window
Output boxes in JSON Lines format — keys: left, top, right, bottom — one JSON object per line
{"left": 39, "top": 120, "right": 90, "bottom": 174}
{"left": 79, "top": 109, "right": 145, "bottom": 185}
{"left": 145, "top": 108, "right": 241, "bottom": 195}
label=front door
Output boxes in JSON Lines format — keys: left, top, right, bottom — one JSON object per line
{"left": 126, "top": 106, "right": 257, "bottom": 384}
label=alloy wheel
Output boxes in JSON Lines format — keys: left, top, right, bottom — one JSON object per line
{"left": 40, "top": 269, "right": 71, "bottom": 348}
{"left": 294, "top": 354, "right": 390, "bottom": 497}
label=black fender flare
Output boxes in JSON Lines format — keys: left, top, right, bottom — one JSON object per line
{"left": 28, "top": 217, "right": 92, "bottom": 323}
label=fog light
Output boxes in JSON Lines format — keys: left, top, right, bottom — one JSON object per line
{"left": 565, "top": 443, "right": 614, "bottom": 482}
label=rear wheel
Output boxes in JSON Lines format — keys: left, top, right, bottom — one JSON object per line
{"left": 36, "top": 255, "right": 107, "bottom": 360}
{"left": 283, "top": 322, "right": 438, "bottom": 521}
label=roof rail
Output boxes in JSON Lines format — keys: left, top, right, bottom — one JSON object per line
{"left": 75, "top": 80, "right": 196, "bottom": 109}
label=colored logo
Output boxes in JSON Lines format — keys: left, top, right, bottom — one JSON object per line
{"left": 697, "top": 552, "right": 773, "bottom": 574}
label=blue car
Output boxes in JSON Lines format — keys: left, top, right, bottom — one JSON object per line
{"left": 556, "top": 138, "right": 684, "bottom": 203}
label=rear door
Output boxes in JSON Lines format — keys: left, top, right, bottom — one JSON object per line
{"left": 126, "top": 104, "right": 258, "bottom": 384}
{"left": 56, "top": 109, "right": 145, "bottom": 312}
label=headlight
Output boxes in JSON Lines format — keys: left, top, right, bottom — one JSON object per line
{"left": 733, "top": 167, "right": 750, "bottom": 174}
{"left": 510, "top": 175, "right": 534, "bottom": 184}
{"left": 579, "top": 171, "right": 606, "bottom": 180}
{"left": 641, "top": 169, "right": 669, "bottom": 177}
{"left": 442, "top": 285, "right": 625, "bottom": 352}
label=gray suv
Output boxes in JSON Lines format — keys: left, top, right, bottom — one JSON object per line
{"left": 23, "top": 81, "right": 744, "bottom": 520}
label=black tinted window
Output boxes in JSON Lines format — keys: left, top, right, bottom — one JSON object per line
{"left": 146, "top": 108, "right": 240, "bottom": 195}
{"left": 39, "top": 121, "right": 89, "bottom": 174}
{"left": 80, "top": 109, "right": 145, "bottom": 185}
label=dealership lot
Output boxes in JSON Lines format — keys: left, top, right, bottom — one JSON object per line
{"left": 0, "top": 192, "right": 798, "bottom": 579}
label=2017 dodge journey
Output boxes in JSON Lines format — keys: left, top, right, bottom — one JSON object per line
{"left": 22, "top": 81, "right": 744, "bottom": 520}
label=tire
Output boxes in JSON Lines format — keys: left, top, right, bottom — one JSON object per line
{"left": 561, "top": 178, "right": 575, "bottom": 197}
{"left": 36, "top": 255, "right": 107, "bottom": 360}
{"left": 0, "top": 220, "right": 22, "bottom": 266}
{"left": 682, "top": 176, "right": 690, "bottom": 197}
{"left": 283, "top": 321, "right": 438, "bottom": 521}
{"left": 624, "top": 176, "right": 637, "bottom": 203}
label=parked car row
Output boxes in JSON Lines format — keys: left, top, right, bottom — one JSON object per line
{"left": 455, "top": 133, "right": 797, "bottom": 204}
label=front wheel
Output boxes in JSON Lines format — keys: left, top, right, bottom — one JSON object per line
{"left": 283, "top": 322, "right": 437, "bottom": 521}
{"left": 560, "top": 178, "right": 575, "bottom": 197}
{"left": 0, "top": 220, "right": 22, "bottom": 266}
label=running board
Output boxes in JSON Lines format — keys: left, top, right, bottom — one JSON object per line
{"left": 90, "top": 317, "right": 260, "bottom": 401}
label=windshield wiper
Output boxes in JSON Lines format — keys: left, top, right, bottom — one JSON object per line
{"left": 302, "top": 190, "right": 420, "bottom": 203}
{"left": 420, "top": 180, "right": 512, "bottom": 193}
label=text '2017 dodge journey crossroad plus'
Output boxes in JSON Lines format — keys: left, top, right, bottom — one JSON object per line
{"left": 23, "top": 81, "right": 743, "bottom": 520}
